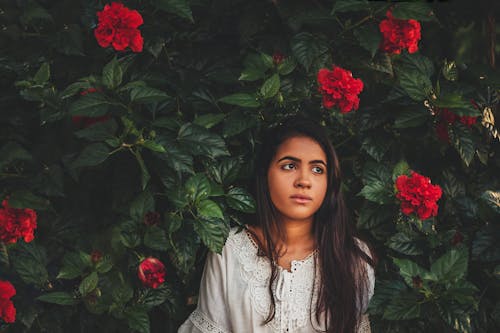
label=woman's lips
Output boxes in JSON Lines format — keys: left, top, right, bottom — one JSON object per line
{"left": 290, "top": 194, "right": 312, "bottom": 204}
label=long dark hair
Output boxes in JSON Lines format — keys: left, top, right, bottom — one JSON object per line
{"left": 249, "top": 116, "right": 374, "bottom": 333}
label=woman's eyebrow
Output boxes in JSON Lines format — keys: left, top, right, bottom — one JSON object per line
{"left": 277, "top": 156, "right": 327, "bottom": 166}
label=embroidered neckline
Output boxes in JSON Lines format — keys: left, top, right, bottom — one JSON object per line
{"left": 243, "top": 228, "right": 318, "bottom": 272}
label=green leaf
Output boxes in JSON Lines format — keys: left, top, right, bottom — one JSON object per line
{"left": 260, "top": 74, "right": 280, "bottom": 99}
{"left": 197, "top": 199, "right": 224, "bottom": 219}
{"left": 34, "top": 63, "right": 50, "bottom": 84}
{"left": 102, "top": 57, "right": 123, "bottom": 90}
{"left": 331, "top": 0, "right": 370, "bottom": 14}
{"left": 494, "top": 265, "right": 500, "bottom": 280}
{"left": 11, "top": 241, "right": 48, "bottom": 287}
{"left": 95, "top": 255, "right": 113, "bottom": 274}
{"left": 243, "top": 53, "right": 271, "bottom": 72}
{"left": 442, "top": 170, "right": 466, "bottom": 199}
{"left": 387, "top": 232, "right": 424, "bottom": 256}
{"left": 442, "top": 60, "right": 458, "bottom": 81}
{"left": 393, "top": 257, "right": 430, "bottom": 287}
{"left": 260, "top": 53, "right": 274, "bottom": 69}
{"left": 358, "top": 181, "right": 393, "bottom": 204}
{"left": 438, "top": 303, "right": 473, "bottom": 333}
{"left": 57, "top": 251, "right": 92, "bottom": 279}
{"left": 394, "top": 108, "right": 428, "bottom": 128}
{"left": 277, "top": 58, "right": 297, "bottom": 76}
{"left": 398, "top": 70, "right": 432, "bottom": 101}
{"left": 72, "top": 143, "right": 110, "bottom": 168}
{"left": 383, "top": 292, "right": 422, "bottom": 320}
{"left": 219, "top": 93, "right": 260, "bottom": 108}
{"left": 226, "top": 187, "right": 256, "bottom": 213}
{"left": 184, "top": 173, "right": 211, "bottom": 203}
{"left": 69, "top": 93, "right": 110, "bottom": 117}
{"left": 223, "top": 112, "right": 257, "bottom": 138}
{"left": 142, "top": 140, "right": 166, "bottom": 153}
{"left": 134, "top": 151, "right": 151, "bottom": 190}
{"left": 357, "top": 202, "right": 393, "bottom": 230}
{"left": 193, "top": 217, "right": 230, "bottom": 254}
{"left": 291, "top": 32, "right": 329, "bottom": 72}
{"left": 362, "top": 162, "right": 392, "bottom": 185}
{"left": 354, "top": 24, "right": 381, "bottom": 58}
{"left": 392, "top": 2, "right": 436, "bottom": 21}
{"left": 79, "top": 271, "right": 99, "bottom": 296}
{"left": 178, "top": 123, "right": 229, "bottom": 158}
{"left": 361, "top": 134, "right": 391, "bottom": 162}
{"left": 144, "top": 226, "right": 169, "bottom": 251}
{"left": 239, "top": 68, "right": 266, "bottom": 81}
{"left": 37, "top": 292, "right": 79, "bottom": 306}
{"left": 207, "top": 157, "right": 241, "bottom": 185}
{"left": 481, "top": 190, "right": 500, "bottom": 214}
{"left": 8, "top": 190, "right": 49, "bottom": 210}
{"left": 399, "top": 52, "right": 434, "bottom": 77}
{"left": 368, "top": 280, "right": 407, "bottom": 315}
{"left": 472, "top": 226, "right": 500, "bottom": 262}
{"left": 130, "top": 191, "right": 155, "bottom": 222}
{"left": 130, "top": 87, "right": 171, "bottom": 104}
{"left": 193, "top": 114, "right": 226, "bottom": 128}
{"left": 449, "top": 123, "right": 475, "bottom": 167}
{"left": 142, "top": 284, "right": 171, "bottom": 307}
{"left": 154, "top": 0, "right": 194, "bottom": 23}
{"left": 74, "top": 119, "right": 117, "bottom": 141}
{"left": 430, "top": 247, "right": 468, "bottom": 281}
{"left": 126, "top": 306, "right": 150, "bottom": 333}
{"left": 392, "top": 160, "right": 410, "bottom": 181}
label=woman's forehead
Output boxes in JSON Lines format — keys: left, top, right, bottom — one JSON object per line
{"left": 274, "top": 136, "right": 326, "bottom": 161}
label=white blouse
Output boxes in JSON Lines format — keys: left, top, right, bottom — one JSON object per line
{"left": 178, "top": 227, "right": 375, "bottom": 333}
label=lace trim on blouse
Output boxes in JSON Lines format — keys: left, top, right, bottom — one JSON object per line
{"left": 226, "top": 229, "right": 319, "bottom": 332}
{"left": 189, "top": 309, "right": 230, "bottom": 333}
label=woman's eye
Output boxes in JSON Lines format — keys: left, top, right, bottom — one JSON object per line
{"left": 281, "top": 163, "right": 295, "bottom": 170}
{"left": 312, "top": 166, "right": 324, "bottom": 174}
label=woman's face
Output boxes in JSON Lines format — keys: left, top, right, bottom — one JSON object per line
{"left": 267, "top": 135, "right": 328, "bottom": 224}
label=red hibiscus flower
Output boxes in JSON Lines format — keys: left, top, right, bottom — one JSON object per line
{"left": 0, "top": 199, "right": 37, "bottom": 245}
{"left": 317, "top": 66, "right": 364, "bottom": 113}
{"left": 0, "top": 280, "right": 16, "bottom": 323}
{"left": 435, "top": 108, "right": 478, "bottom": 142}
{"left": 138, "top": 257, "right": 166, "bottom": 289}
{"left": 143, "top": 211, "right": 161, "bottom": 226}
{"left": 272, "top": 51, "right": 285, "bottom": 65}
{"left": 395, "top": 171, "right": 442, "bottom": 220}
{"left": 379, "top": 10, "right": 421, "bottom": 55}
{"left": 94, "top": 2, "right": 144, "bottom": 53}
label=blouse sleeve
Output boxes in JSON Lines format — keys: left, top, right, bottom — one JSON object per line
{"left": 355, "top": 239, "right": 375, "bottom": 333}
{"left": 178, "top": 251, "right": 231, "bottom": 333}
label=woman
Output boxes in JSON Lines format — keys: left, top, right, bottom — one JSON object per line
{"left": 179, "top": 117, "right": 375, "bottom": 332}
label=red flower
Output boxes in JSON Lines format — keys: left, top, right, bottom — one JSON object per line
{"left": 317, "top": 66, "right": 364, "bottom": 113}
{"left": 435, "top": 108, "right": 478, "bottom": 142}
{"left": 395, "top": 171, "right": 442, "bottom": 220}
{"left": 272, "top": 51, "right": 285, "bottom": 65}
{"left": 91, "top": 250, "right": 103, "bottom": 264}
{"left": 0, "top": 199, "right": 37, "bottom": 244}
{"left": 379, "top": 10, "right": 421, "bottom": 55}
{"left": 143, "top": 211, "right": 161, "bottom": 226}
{"left": 94, "top": 2, "right": 144, "bottom": 53}
{"left": 0, "top": 280, "right": 16, "bottom": 323}
{"left": 138, "top": 257, "right": 166, "bottom": 289}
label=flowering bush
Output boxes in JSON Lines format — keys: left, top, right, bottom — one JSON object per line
{"left": 317, "top": 66, "right": 364, "bottom": 113}
{"left": 94, "top": 2, "right": 144, "bottom": 52}
{"left": 395, "top": 172, "right": 443, "bottom": 220}
{"left": 0, "top": 280, "right": 16, "bottom": 324}
{"left": 138, "top": 257, "right": 166, "bottom": 289}
{"left": 0, "top": 200, "right": 37, "bottom": 244}
{"left": 1, "top": 1, "right": 498, "bottom": 332}
{"left": 379, "top": 10, "right": 421, "bottom": 54}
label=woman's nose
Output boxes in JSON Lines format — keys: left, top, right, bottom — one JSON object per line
{"left": 294, "top": 171, "right": 311, "bottom": 188}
